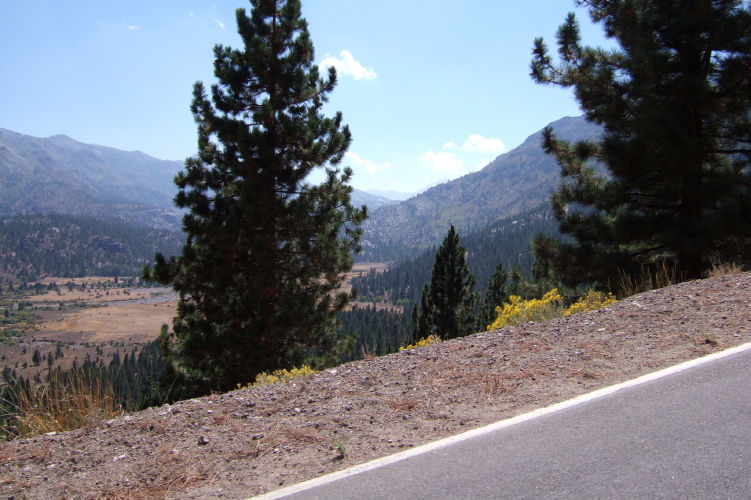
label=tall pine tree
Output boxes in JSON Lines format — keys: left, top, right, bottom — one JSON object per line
{"left": 145, "top": 0, "right": 366, "bottom": 398}
{"left": 531, "top": 0, "right": 751, "bottom": 286}
{"left": 481, "top": 263, "right": 507, "bottom": 329}
{"left": 413, "top": 225, "right": 478, "bottom": 340}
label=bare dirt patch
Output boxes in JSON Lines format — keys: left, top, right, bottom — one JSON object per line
{"left": 2, "top": 273, "right": 751, "bottom": 499}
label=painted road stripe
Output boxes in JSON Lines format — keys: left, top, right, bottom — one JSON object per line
{"left": 249, "top": 341, "right": 751, "bottom": 499}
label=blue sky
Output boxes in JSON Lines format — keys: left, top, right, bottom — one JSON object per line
{"left": 1, "top": 1, "right": 610, "bottom": 194}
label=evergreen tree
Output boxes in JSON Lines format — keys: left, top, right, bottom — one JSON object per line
{"left": 144, "top": 0, "right": 366, "bottom": 398}
{"left": 414, "top": 226, "right": 478, "bottom": 340}
{"left": 481, "top": 263, "right": 507, "bottom": 329}
{"left": 531, "top": 0, "right": 751, "bottom": 286}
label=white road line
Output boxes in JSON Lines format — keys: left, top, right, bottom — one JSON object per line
{"left": 248, "top": 341, "right": 751, "bottom": 499}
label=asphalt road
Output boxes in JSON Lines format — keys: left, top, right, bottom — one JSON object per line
{"left": 270, "top": 347, "right": 751, "bottom": 499}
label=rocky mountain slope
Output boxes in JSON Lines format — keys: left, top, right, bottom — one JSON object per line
{"left": 362, "top": 115, "right": 601, "bottom": 250}
{"left": 2, "top": 271, "right": 749, "bottom": 499}
{"left": 0, "top": 128, "right": 396, "bottom": 228}
{"left": 1, "top": 116, "right": 599, "bottom": 250}
{"left": 348, "top": 189, "right": 397, "bottom": 212}
{"left": 0, "top": 213, "right": 184, "bottom": 280}
{"left": 0, "top": 129, "right": 183, "bottom": 229}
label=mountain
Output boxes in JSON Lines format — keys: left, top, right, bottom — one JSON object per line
{"left": 355, "top": 203, "right": 559, "bottom": 305}
{"left": 349, "top": 189, "right": 399, "bottom": 211}
{"left": 0, "top": 115, "right": 600, "bottom": 263}
{"left": 0, "top": 129, "right": 408, "bottom": 227}
{"left": 0, "top": 213, "right": 184, "bottom": 280}
{"left": 0, "top": 129, "right": 183, "bottom": 229}
{"left": 363, "top": 189, "right": 418, "bottom": 201}
{"left": 359, "top": 116, "right": 601, "bottom": 257}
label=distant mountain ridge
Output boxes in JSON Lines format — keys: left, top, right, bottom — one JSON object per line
{"left": 0, "top": 128, "right": 398, "bottom": 227}
{"left": 0, "top": 213, "right": 184, "bottom": 280}
{"left": 0, "top": 116, "right": 601, "bottom": 259}
{"left": 360, "top": 115, "right": 601, "bottom": 255}
{"left": 363, "top": 189, "right": 417, "bottom": 201}
{"left": 0, "top": 128, "right": 183, "bottom": 229}
{"left": 349, "top": 190, "right": 398, "bottom": 211}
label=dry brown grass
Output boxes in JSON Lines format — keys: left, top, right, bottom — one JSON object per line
{"left": 479, "top": 374, "right": 515, "bottom": 395}
{"left": 616, "top": 261, "right": 684, "bottom": 298}
{"left": 280, "top": 427, "right": 326, "bottom": 445}
{"left": 1, "top": 371, "right": 126, "bottom": 439}
{"left": 708, "top": 262, "right": 744, "bottom": 277}
{"left": 28, "top": 277, "right": 159, "bottom": 305}
{"left": 573, "top": 341, "right": 612, "bottom": 359}
{"left": 91, "top": 453, "right": 222, "bottom": 500}
{"left": 37, "top": 301, "right": 176, "bottom": 343}
{"left": 568, "top": 369, "right": 605, "bottom": 380}
{"left": 387, "top": 398, "right": 421, "bottom": 412}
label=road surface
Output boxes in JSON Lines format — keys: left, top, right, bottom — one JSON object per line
{"left": 266, "top": 346, "right": 751, "bottom": 499}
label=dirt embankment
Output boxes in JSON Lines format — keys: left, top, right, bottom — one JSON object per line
{"left": 2, "top": 272, "right": 750, "bottom": 499}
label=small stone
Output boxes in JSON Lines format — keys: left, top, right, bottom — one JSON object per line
{"left": 198, "top": 435, "right": 209, "bottom": 446}
{"left": 252, "top": 433, "right": 264, "bottom": 440}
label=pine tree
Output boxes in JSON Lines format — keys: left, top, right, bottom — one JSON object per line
{"left": 481, "top": 263, "right": 507, "bottom": 329}
{"left": 144, "top": 0, "right": 366, "bottom": 398}
{"left": 414, "top": 225, "right": 478, "bottom": 340}
{"left": 531, "top": 0, "right": 751, "bottom": 286}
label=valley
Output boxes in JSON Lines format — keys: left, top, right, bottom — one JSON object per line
{"left": 2, "top": 270, "right": 749, "bottom": 499}
{"left": 0, "top": 263, "right": 395, "bottom": 389}
{"left": 0, "top": 278, "right": 174, "bottom": 399}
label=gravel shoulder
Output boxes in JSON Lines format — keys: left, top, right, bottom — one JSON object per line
{"left": 2, "top": 273, "right": 750, "bottom": 499}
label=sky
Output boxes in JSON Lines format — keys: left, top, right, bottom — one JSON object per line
{"left": 0, "top": 1, "right": 611, "bottom": 195}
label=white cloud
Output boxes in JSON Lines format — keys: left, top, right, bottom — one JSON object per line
{"left": 443, "top": 134, "right": 506, "bottom": 155}
{"left": 214, "top": 19, "right": 225, "bottom": 28}
{"left": 124, "top": 24, "right": 139, "bottom": 31}
{"left": 422, "top": 151, "right": 464, "bottom": 174}
{"left": 319, "top": 50, "right": 376, "bottom": 80}
{"left": 346, "top": 152, "right": 391, "bottom": 174}
{"left": 460, "top": 134, "right": 505, "bottom": 154}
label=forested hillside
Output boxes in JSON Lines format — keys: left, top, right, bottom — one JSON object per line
{"left": 358, "top": 115, "right": 600, "bottom": 261}
{"left": 336, "top": 204, "right": 559, "bottom": 354}
{"left": 0, "top": 214, "right": 184, "bottom": 281}
{"left": 355, "top": 204, "right": 558, "bottom": 305}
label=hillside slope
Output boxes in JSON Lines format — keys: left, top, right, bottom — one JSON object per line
{"left": 0, "top": 128, "right": 397, "bottom": 229}
{"left": 0, "top": 214, "right": 184, "bottom": 280}
{"left": 362, "top": 115, "right": 601, "bottom": 252}
{"left": 0, "top": 129, "right": 183, "bottom": 228}
{"left": 2, "top": 271, "right": 749, "bottom": 499}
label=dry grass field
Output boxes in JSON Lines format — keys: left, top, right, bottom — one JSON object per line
{"left": 37, "top": 301, "right": 176, "bottom": 344}
{"left": 27, "top": 277, "right": 162, "bottom": 305}
{"left": 0, "top": 265, "right": 389, "bottom": 381}
{"left": 342, "top": 263, "right": 400, "bottom": 311}
{"left": 16, "top": 264, "right": 389, "bottom": 347}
